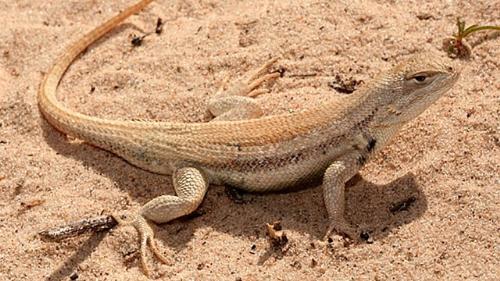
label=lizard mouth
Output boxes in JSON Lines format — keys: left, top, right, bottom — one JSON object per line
{"left": 451, "top": 70, "right": 461, "bottom": 83}
{"left": 447, "top": 60, "right": 461, "bottom": 82}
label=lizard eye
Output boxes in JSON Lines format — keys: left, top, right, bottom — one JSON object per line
{"left": 413, "top": 75, "right": 427, "bottom": 82}
{"left": 407, "top": 72, "right": 436, "bottom": 85}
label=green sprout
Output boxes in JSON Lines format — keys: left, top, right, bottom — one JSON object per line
{"left": 442, "top": 18, "right": 500, "bottom": 58}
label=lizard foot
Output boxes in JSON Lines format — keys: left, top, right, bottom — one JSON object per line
{"left": 217, "top": 57, "right": 280, "bottom": 98}
{"left": 323, "top": 216, "right": 358, "bottom": 241}
{"left": 114, "top": 214, "right": 170, "bottom": 277}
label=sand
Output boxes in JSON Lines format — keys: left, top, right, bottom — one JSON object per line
{"left": 0, "top": 0, "right": 498, "bottom": 280}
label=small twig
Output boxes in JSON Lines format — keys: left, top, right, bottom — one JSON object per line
{"left": 131, "top": 17, "right": 167, "bottom": 47}
{"left": 287, "top": 73, "right": 318, "bottom": 78}
{"left": 390, "top": 196, "right": 417, "bottom": 214}
{"left": 265, "top": 221, "right": 288, "bottom": 249}
{"left": 155, "top": 17, "right": 164, "bottom": 34}
{"left": 39, "top": 215, "right": 118, "bottom": 240}
{"left": 131, "top": 34, "right": 147, "bottom": 47}
{"left": 328, "top": 74, "right": 363, "bottom": 94}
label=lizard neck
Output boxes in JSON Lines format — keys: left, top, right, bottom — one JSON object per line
{"left": 355, "top": 80, "right": 408, "bottom": 154}
{"left": 316, "top": 79, "right": 405, "bottom": 153}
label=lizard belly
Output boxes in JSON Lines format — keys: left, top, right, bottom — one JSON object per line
{"left": 206, "top": 148, "right": 349, "bottom": 192}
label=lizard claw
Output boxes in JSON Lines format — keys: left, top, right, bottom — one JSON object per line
{"left": 323, "top": 217, "right": 358, "bottom": 241}
{"left": 248, "top": 57, "right": 279, "bottom": 81}
{"left": 115, "top": 214, "right": 171, "bottom": 277}
{"left": 246, "top": 57, "right": 280, "bottom": 96}
{"left": 221, "top": 58, "right": 280, "bottom": 98}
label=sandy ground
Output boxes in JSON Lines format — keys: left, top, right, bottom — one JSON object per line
{"left": 0, "top": 0, "right": 499, "bottom": 280}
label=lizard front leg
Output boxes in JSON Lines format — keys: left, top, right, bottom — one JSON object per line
{"left": 323, "top": 153, "right": 364, "bottom": 240}
{"left": 114, "top": 167, "right": 208, "bottom": 276}
{"left": 208, "top": 58, "right": 280, "bottom": 121}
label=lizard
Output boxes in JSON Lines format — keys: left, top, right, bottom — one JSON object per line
{"left": 38, "top": 0, "right": 460, "bottom": 276}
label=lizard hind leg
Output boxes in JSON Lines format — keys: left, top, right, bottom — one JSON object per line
{"left": 208, "top": 58, "right": 280, "bottom": 121}
{"left": 115, "top": 167, "right": 209, "bottom": 276}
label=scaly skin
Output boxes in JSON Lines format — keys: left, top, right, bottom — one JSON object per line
{"left": 38, "top": 0, "right": 459, "bottom": 276}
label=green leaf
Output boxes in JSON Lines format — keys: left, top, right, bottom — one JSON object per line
{"left": 457, "top": 18, "right": 466, "bottom": 34}
{"left": 463, "top": 24, "right": 479, "bottom": 33}
{"left": 462, "top": 25, "right": 500, "bottom": 38}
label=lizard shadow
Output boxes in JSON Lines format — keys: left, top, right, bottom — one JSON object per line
{"left": 41, "top": 120, "right": 427, "bottom": 268}
{"left": 180, "top": 171, "right": 427, "bottom": 247}
{"left": 44, "top": 232, "right": 107, "bottom": 281}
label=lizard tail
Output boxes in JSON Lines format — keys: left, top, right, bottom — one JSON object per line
{"left": 37, "top": 0, "right": 155, "bottom": 139}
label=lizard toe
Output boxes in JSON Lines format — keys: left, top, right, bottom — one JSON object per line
{"left": 324, "top": 218, "right": 358, "bottom": 241}
{"left": 149, "top": 235, "right": 171, "bottom": 265}
{"left": 120, "top": 214, "right": 170, "bottom": 276}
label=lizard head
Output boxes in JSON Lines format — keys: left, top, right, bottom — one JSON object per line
{"left": 373, "top": 53, "right": 460, "bottom": 126}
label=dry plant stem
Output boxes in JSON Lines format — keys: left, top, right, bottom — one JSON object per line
{"left": 39, "top": 215, "right": 118, "bottom": 240}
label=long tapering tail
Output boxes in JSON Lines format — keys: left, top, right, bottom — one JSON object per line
{"left": 37, "top": 0, "right": 155, "bottom": 138}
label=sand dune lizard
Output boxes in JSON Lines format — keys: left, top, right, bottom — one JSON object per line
{"left": 38, "top": 0, "right": 459, "bottom": 276}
